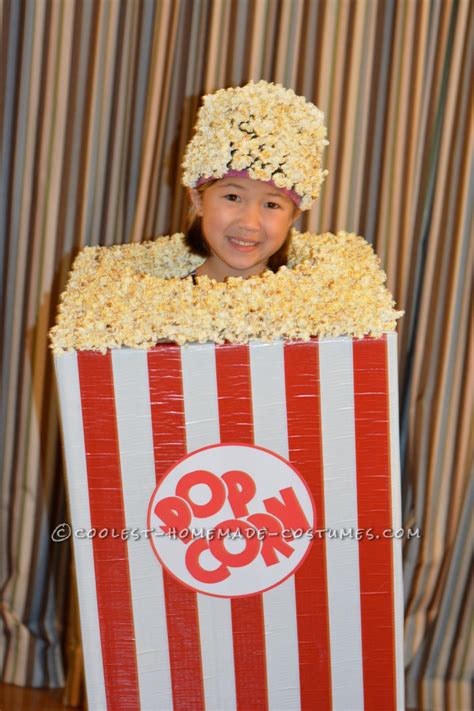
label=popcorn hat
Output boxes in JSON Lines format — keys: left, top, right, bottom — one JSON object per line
{"left": 181, "top": 80, "right": 329, "bottom": 210}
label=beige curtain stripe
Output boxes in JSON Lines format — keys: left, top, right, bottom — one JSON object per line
{"left": 397, "top": 0, "right": 429, "bottom": 313}
{"left": 297, "top": 0, "right": 317, "bottom": 100}
{"left": 79, "top": 0, "right": 114, "bottom": 250}
{"left": 204, "top": 0, "right": 230, "bottom": 91}
{"left": 101, "top": 0, "right": 132, "bottom": 247}
{"left": 312, "top": 0, "right": 338, "bottom": 231}
{"left": 131, "top": 0, "right": 173, "bottom": 243}
{"left": 226, "top": 0, "right": 245, "bottom": 85}
{"left": 328, "top": 0, "right": 354, "bottom": 233}
{"left": 334, "top": 0, "right": 372, "bottom": 232}
{"left": 352, "top": 0, "right": 379, "bottom": 233}
{"left": 170, "top": 4, "right": 206, "bottom": 231}
{"left": 381, "top": 0, "right": 410, "bottom": 279}
{"left": 88, "top": 1, "right": 121, "bottom": 246}
{"left": 247, "top": 0, "right": 267, "bottom": 80}
{"left": 149, "top": 1, "right": 183, "bottom": 238}
{"left": 298, "top": 0, "right": 324, "bottom": 234}
{"left": 262, "top": 0, "right": 279, "bottom": 77}
{"left": 274, "top": 0, "right": 302, "bottom": 86}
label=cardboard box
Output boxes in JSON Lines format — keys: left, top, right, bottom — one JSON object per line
{"left": 54, "top": 335, "right": 404, "bottom": 710}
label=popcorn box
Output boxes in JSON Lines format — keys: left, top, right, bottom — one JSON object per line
{"left": 54, "top": 335, "right": 404, "bottom": 711}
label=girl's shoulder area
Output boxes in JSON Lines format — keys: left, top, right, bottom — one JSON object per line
{"left": 68, "top": 232, "right": 203, "bottom": 281}
{"left": 68, "top": 229, "right": 376, "bottom": 277}
{"left": 286, "top": 229, "right": 380, "bottom": 268}
{"left": 50, "top": 229, "right": 403, "bottom": 354}
{"left": 55, "top": 229, "right": 388, "bottom": 303}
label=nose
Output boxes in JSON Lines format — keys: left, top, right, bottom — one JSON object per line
{"left": 238, "top": 202, "right": 261, "bottom": 233}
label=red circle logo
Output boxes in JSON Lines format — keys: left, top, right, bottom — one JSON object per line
{"left": 147, "top": 444, "right": 316, "bottom": 598}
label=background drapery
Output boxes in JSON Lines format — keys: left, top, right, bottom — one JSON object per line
{"left": 0, "top": 0, "right": 472, "bottom": 709}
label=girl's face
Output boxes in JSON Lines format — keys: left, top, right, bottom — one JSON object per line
{"left": 189, "top": 176, "right": 300, "bottom": 281}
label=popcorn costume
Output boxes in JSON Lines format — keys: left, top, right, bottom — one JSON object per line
{"left": 51, "top": 81, "right": 405, "bottom": 711}
{"left": 49, "top": 229, "right": 403, "bottom": 353}
{"left": 50, "top": 81, "right": 403, "bottom": 353}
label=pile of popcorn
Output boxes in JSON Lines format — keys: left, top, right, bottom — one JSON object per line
{"left": 49, "top": 230, "right": 404, "bottom": 354}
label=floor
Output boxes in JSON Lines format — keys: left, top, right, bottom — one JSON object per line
{"left": 0, "top": 683, "right": 424, "bottom": 710}
{"left": 0, "top": 684, "right": 82, "bottom": 711}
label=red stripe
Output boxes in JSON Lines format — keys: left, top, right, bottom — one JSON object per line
{"left": 353, "top": 336, "right": 397, "bottom": 710}
{"left": 77, "top": 351, "right": 140, "bottom": 710}
{"left": 284, "top": 340, "right": 332, "bottom": 711}
{"left": 215, "top": 344, "right": 268, "bottom": 711}
{"left": 147, "top": 345, "right": 205, "bottom": 711}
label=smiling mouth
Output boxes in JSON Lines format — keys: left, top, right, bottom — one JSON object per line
{"left": 228, "top": 236, "right": 259, "bottom": 248}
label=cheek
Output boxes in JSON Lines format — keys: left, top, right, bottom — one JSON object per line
{"left": 269, "top": 215, "right": 292, "bottom": 242}
{"left": 202, "top": 199, "right": 236, "bottom": 233}
{"left": 201, "top": 211, "right": 226, "bottom": 246}
{"left": 204, "top": 212, "right": 218, "bottom": 228}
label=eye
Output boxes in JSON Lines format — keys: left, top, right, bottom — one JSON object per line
{"left": 224, "top": 193, "right": 240, "bottom": 202}
{"left": 265, "top": 201, "right": 281, "bottom": 209}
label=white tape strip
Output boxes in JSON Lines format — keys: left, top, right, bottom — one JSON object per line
{"left": 318, "top": 338, "right": 365, "bottom": 710}
{"left": 386, "top": 332, "right": 405, "bottom": 710}
{"left": 249, "top": 341, "right": 301, "bottom": 711}
{"left": 181, "top": 343, "right": 237, "bottom": 711}
{"left": 112, "top": 349, "right": 173, "bottom": 711}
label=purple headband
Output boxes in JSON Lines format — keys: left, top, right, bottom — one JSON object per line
{"left": 195, "top": 170, "right": 302, "bottom": 207}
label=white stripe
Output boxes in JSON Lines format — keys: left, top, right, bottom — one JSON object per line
{"left": 318, "top": 338, "right": 365, "bottom": 710}
{"left": 386, "top": 333, "right": 405, "bottom": 710}
{"left": 249, "top": 341, "right": 301, "bottom": 711}
{"left": 111, "top": 349, "right": 173, "bottom": 711}
{"left": 181, "top": 343, "right": 237, "bottom": 711}
{"left": 54, "top": 354, "right": 107, "bottom": 711}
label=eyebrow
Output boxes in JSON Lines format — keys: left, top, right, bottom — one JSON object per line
{"left": 218, "top": 183, "right": 289, "bottom": 200}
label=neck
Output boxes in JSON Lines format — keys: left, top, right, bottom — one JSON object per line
{"left": 196, "top": 257, "right": 266, "bottom": 282}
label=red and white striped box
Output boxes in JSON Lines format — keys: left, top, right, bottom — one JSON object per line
{"left": 54, "top": 335, "right": 404, "bottom": 711}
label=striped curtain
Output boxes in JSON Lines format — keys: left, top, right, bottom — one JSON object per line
{"left": 0, "top": 1, "right": 471, "bottom": 709}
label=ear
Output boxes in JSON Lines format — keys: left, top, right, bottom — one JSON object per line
{"left": 188, "top": 188, "right": 204, "bottom": 217}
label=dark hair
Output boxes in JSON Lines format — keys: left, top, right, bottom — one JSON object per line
{"left": 184, "top": 216, "right": 292, "bottom": 274}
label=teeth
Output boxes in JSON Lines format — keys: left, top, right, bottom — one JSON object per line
{"left": 231, "top": 238, "right": 256, "bottom": 246}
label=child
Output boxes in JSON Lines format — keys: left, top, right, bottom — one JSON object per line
{"left": 181, "top": 80, "right": 328, "bottom": 282}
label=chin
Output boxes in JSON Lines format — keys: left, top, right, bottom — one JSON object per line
{"left": 229, "top": 261, "right": 262, "bottom": 275}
